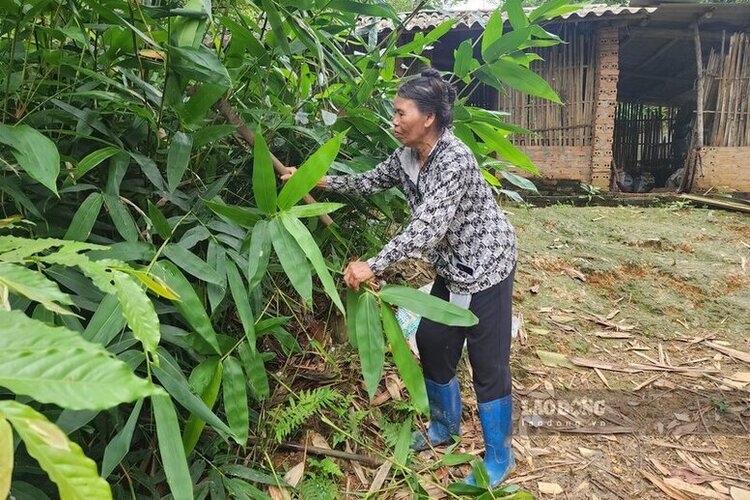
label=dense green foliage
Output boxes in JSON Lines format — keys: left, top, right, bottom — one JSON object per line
{"left": 0, "top": 0, "right": 571, "bottom": 497}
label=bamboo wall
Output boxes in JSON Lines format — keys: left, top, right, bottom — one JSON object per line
{"left": 703, "top": 33, "right": 750, "bottom": 147}
{"left": 613, "top": 103, "right": 678, "bottom": 175}
{"left": 499, "top": 25, "right": 597, "bottom": 147}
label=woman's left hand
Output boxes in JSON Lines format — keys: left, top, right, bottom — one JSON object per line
{"left": 344, "top": 261, "right": 375, "bottom": 291}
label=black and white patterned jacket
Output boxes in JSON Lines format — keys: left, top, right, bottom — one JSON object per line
{"left": 326, "top": 130, "right": 517, "bottom": 294}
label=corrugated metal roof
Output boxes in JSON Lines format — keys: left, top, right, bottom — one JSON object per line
{"left": 359, "top": 4, "right": 655, "bottom": 32}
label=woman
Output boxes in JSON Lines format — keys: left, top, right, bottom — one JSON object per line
{"left": 283, "top": 69, "right": 517, "bottom": 487}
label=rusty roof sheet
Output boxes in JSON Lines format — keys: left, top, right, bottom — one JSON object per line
{"left": 358, "top": 4, "right": 655, "bottom": 31}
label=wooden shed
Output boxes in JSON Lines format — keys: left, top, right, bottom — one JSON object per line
{"left": 365, "top": 3, "right": 750, "bottom": 193}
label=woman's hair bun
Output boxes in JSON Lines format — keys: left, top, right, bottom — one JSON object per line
{"left": 421, "top": 68, "right": 442, "bottom": 79}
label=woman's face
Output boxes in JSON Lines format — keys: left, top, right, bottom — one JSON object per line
{"left": 392, "top": 96, "right": 436, "bottom": 147}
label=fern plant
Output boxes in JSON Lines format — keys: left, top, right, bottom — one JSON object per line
{"left": 271, "top": 388, "right": 342, "bottom": 443}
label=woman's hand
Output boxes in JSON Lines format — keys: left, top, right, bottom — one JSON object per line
{"left": 344, "top": 261, "right": 375, "bottom": 291}
{"left": 279, "top": 167, "right": 328, "bottom": 189}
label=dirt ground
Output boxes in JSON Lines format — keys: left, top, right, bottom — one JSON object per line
{"left": 269, "top": 204, "right": 750, "bottom": 499}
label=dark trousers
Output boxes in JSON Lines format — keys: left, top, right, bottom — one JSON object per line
{"left": 415, "top": 268, "right": 514, "bottom": 403}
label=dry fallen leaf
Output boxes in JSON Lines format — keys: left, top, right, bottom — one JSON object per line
{"left": 606, "top": 309, "right": 621, "bottom": 320}
{"left": 664, "top": 477, "right": 728, "bottom": 499}
{"left": 563, "top": 267, "right": 586, "bottom": 281}
{"left": 550, "top": 314, "right": 576, "bottom": 324}
{"left": 536, "top": 350, "right": 576, "bottom": 370}
{"left": 284, "top": 461, "right": 305, "bottom": 488}
{"left": 578, "top": 446, "right": 603, "bottom": 458}
{"left": 731, "top": 487, "right": 750, "bottom": 500}
{"left": 728, "top": 371, "right": 750, "bottom": 383}
{"left": 529, "top": 284, "right": 540, "bottom": 294}
{"left": 538, "top": 482, "right": 564, "bottom": 495}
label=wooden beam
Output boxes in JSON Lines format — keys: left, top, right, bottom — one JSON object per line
{"left": 626, "top": 27, "right": 728, "bottom": 42}
{"left": 633, "top": 38, "right": 680, "bottom": 71}
{"left": 679, "top": 22, "right": 705, "bottom": 193}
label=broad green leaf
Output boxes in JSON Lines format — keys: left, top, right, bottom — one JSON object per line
{"left": 182, "top": 358, "right": 222, "bottom": 455}
{"left": 260, "top": 0, "right": 290, "bottom": 54}
{"left": 104, "top": 194, "right": 139, "bottom": 242}
{"left": 128, "top": 269, "right": 179, "bottom": 300}
{"left": 472, "top": 459, "right": 490, "bottom": 488}
{"left": 101, "top": 399, "right": 143, "bottom": 478}
{"left": 0, "top": 262, "right": 73, "bottom": 315}
{"left": 152, "top": 394, "right": 194, "bottom": 500}
{"left": 224, "top": 478, "right": 271, "bottom": 500}
{"left": 64, "top": 192, "right": 103, "bottom": 242}
{"left": 503, "top": 0, "right": 528, "bottom": 30}
{"left": 167, "top": 131, "right": 193, "bottom": 192}
{"left": 286, "top": 202, "right": 344, "bottom": 218}
{"left": 222, "top": 357, "right": 248, "bottom": 446}
{"left": 530, "top": 0, "right": 584, "bottom": 22}
{"left": 0, "top": 401, "right": 112, "bottom": 499}
{"left": 151, "top": 363, "right": 232, "bottom": 437}
{"left": 379, "top": 285, "right": 478, "bottom": 327}
{"left": 481, "top": 10, "right": 504, "bottom": 57}
{"left": 279, "top": 214, "right": 344, "bottom": 314}
{"left": 112, "top": 271, "right": 160, "bottom": 357}
{"left": 169, "top": 45, "right": 230, "bottom": 87}
{"left": 484, "top": 59, "right": 561, "bottom": 103}
{"left": 441, "top": 453, "right": 475, "bottom": 466}
{"left": 222, "top": 464, "right": 287, "bottom": 487}
{"left": 225, "top": 259, "right": 255, "bottom": 346}
{"left": 470, "top": 121, "right": 536, "bottom": 172}
{"left": 0, "top": 124, "right": 60, "bottom": 195}
{"left": 0, "top": 310, "right": 158, "bottom": 409}
{"left": 355, "top": 293, "right": 384, "bottom": 400}
{"left": 163, "top": 243, "right": 224, "bottom": 285}
{"left": 346, "top": 289, "right": 360, "bottom": 349}
{"left": 482, "top": 169, "right": 502, "bottom": 187}
{"left": 237, "top": 340, "right": 269, "bottom": 401}
{"left": 246, "top": 220, "right": 271, "bottom": 292}
{"left": 393, "top": 419, "right": 411, "bottom": 466}
{"left": 483, "top": 27, "right": 532, "bottom": 63}
{"left": 147, "top": 200, "right": 172, "bottom": 239}
{"left": 454, "top": 39, "right": 479, "bottom": 79}
{"left": 206, "top": 240, "right": 227, "bottom": 313}
{"left": 500, "top": 170, "right": 539, "bottom": 193}
{"left": 327, "top": 0, "right": 397, "bottom": 19}
{"left": 191, "top": 124, "right": 236, "bottom": 147}
{"left": 277, "top": 133, "right": 343, "bottom": 210}
{"left": 269, "top": 218, "right": 312, "bottom": 306}
{"left": 181, "top": 84, "right": 226, "bottom": 128}
{"left": 381, "top": 305, "right": 427, "bottom": 415}
{"left": 252, "top": 129, "right": 277, "bottom": 214}
{"left": 74, "top": 147, "right": 121, "bottom": 180}
{"left": 0, "top": 416, "right": 11, "bottom": 500}
{"left": 204, "top": 199, "right": 262, "bottom": 227}
{"left": 151, "top": 260, "right": 221, "bottom": 354}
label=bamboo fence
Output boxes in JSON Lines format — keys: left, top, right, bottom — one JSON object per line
{"left": 498, "top": 25, "right": 596, "bottom": 147}
{"left": 702, "top": 32, "right": 750, "bottom": 147}
{"left": 613, "top": 103, "right": 677, "bottom": 174}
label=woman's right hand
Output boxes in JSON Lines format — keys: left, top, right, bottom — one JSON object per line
{"left": 280, "top": 167, "right": 328, "bottom": 189}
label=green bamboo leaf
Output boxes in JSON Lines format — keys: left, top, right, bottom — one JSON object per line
{"left": 0, "top": 262, "right": 73, "bottom": 315}
{"left": 481, "top": 10, "right": 504, "bottom": 57}
{"left": 206, "top": 240, "right": 227, "bottom": 313}
{"left": 151, "top": 260, "right": 221, "bottom": 354}
{"left": 147, "top": 200, "right": 171, "bottom": 239}
{"left": 225, "top": 259, "right": 255, "bottom": 347}
{"left": 346, "top": 289, "right": 360, "bottom": 349}
{"left": 222, "top": 356, "right": 249, "bottom": 446}
{"left": 167, "top": 131, "right": 193, "bottom": 192}
{"left": 252, "top": 129, "right": 277, "bottom": 214}
{"left": 104, "top": 194, "right": 139, "bottom": 242}
{"left": 269, "top": 218, "right": 312, "bottom": 306}
{"left": 83, "top": 294, "right": 126, "bottom": 346}
{"left": 237, "top": 340, "right": 269, "bottom": 401}
{"left": 259, "top": 0, "right": 290, "bottom": 54}
{"left": 440, "top": 453, "right": 475, "bottom": 466}
{"left": 0, "top": 310, "right": 158, "bottom": 409}
{"left": 503, "top": 0, "right": 528, "bottom": 30}
{"left": 112, "top": 271, "right": 160, "bottom": 356}
{"left": 0, "top": 416, "right": 12, "bottom": 500}
{"left": 355, "top": 293, "right": 384, "bottom": 400}
{"left": 246, "top": 220, "right": 271, "bottom": 292}
{"left": 191, "top": 124, "right": 236, "bottom": 147}
{"left": 286, "top": 202, "right": 344, "bottom": 218}
{"left": 101, "top": 399, "right": 143, "bottom": 478}
{"left": 393, "top": 419, "right": 411, "bottom": 466}
{"left": 483, "top": 26, "right": 532, "bottom": 63}
{"left": 378, "top": 285, "right": 478, "bottom": 327}
{"left": 204, "top": 199, "right": 262, "bottom": 227}
{"left": 0, "top": 401, "right": 112, "bottom": 499}
{"left": 127, "top": 269, "right": 179, "bottom": 300}
{"left": 327, "top": 0, "right": 397, "bottom": 18}
{"left": 277, "top": 133, "right": 343, "bottom": 210}
{"left": 181, "top": 84, "right": 226, "bottom": 128}
{"left": 163, "top": 243, "right": 224, "bottom": 285}
{"left": 381, "top": 305, "right": 428, "bottom": 415}
{"left": 182, "top": 358, "right": 223, "bottom": 455}
{"left": 0, "top": 124, "right": 59, "bottom": 195}
{"left": 152, "top": 394, "right": 194, "bottom": 500}
{"left": 454, "top": 39, "right": 479, "bottom": 79}
{"left": 64, "top": 192, "right": 103, "bottom": 242}
{"left": 500, "top": 170, "right": 539, "bottom": 193}
{"left": 530, "top": 0, "right": 584, "bottom": 22}
{"left": 169, "top": 45, "right": 230, "bottom": 87}
{"left": 279, "top": 214, "right": 344, "bottom": 314}
{"left": 222, "top": 464, "right": 287, "bottom": 487}
{"left": 469, "top": 122, "right": 536, "bottom": 173}
{"left": 74, "top": 146, "right": 121, "bottom": 180}
{"left": 483, "top": 59, "right": 562, "bottom": 103}
{"left": 151, "top": 363, "right": 233, "bottom": 437}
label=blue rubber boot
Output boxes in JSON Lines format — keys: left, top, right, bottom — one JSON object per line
{"left": 465, "top": 395, "right": 515, "bottom": 488}
{"left": 411, "top": 377, "right": 461, "bottom": 451}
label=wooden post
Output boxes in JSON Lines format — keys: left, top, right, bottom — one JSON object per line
{"left": 679, "top": 22, "right": 705, "bottom": 193}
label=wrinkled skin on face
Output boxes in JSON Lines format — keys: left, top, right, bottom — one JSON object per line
{"left": 392, "top": 95, "right": 438, "bottom": 152}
